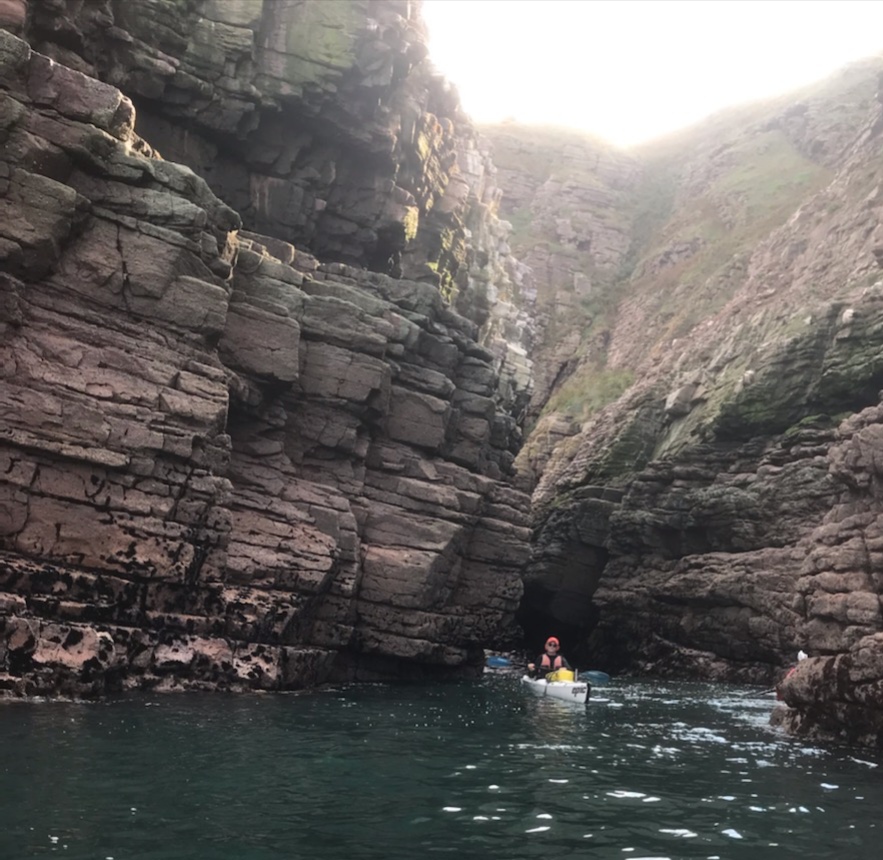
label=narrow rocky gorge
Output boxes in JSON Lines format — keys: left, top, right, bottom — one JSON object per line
{"left": 2, "top": 0, "right": 883, "bottom": 749}
{"left": 489, "top": 61, "right": 883, "bottom": 747}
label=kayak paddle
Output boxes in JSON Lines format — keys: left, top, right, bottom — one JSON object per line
{"left": 486, "top": 656, "right": 612, "bottom": 686}
{"left": 579, "top": 670, "right": 611, "bottom": 685}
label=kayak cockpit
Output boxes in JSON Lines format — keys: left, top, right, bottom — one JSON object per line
{"left": 521, "top": 675, "right": 589, "bottom": 704}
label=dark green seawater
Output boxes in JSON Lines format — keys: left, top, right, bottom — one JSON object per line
{"left": 1, "top": 677, "right": 881, "bottom": 860}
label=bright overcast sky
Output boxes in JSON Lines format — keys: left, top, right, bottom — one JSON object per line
{"left": 421, "top": 0, "right": 883, "bottom": 147}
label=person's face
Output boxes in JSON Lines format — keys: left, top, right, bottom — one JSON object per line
{"left": 545, "top": 642, "right": 559, "bottom": 655}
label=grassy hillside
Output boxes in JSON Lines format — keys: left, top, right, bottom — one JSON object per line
{"left": 484, "top": 56, "right": 883, "bottom": 431}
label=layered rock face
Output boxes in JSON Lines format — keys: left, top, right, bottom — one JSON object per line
{"left": 508, "top": 62, "right": 883, "bottom": 746}
{"left": 483, "top": 126, "right": 641, "bottom": 480}
{"left": 0, "top": 3, "right": 531, "bottom": 697}
{"left": 20, "top": 0, "right": 483, "bottom": 292}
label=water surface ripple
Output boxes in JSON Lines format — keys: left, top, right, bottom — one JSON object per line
{"left": 1, "top": 677, "right": 880, "bottom": 859}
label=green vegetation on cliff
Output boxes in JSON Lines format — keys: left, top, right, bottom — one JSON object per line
{"left": 286, "top": 1, "right": 359, "bottom": 75}
{"left": 545, "top": 365, "right": 635, "bottom": 419}
{"left": 623, "top": 129, "right": 831, "bottom": 344}
{"left": 488, "top": 56, "right": 883, "bottom": 494}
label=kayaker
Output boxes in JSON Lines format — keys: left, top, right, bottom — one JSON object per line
{"left": 527, "top": 636, "right": 572, "bottom": 678}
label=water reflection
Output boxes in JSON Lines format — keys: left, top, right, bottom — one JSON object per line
{"left": 1, "top": 679, "right": 881, "bottom": 859}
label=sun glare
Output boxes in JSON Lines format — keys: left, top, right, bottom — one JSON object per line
{"left": 421, "top": 0, "right": 883, "bottom": 147}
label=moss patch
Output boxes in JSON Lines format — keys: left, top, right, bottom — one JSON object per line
{"left": 544, "top": 365, "right": 635, "bottom": 420}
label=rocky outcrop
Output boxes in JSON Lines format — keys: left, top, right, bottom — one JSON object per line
{"left": 18, "top": 0, "right": 532, "bottom": 388}
{"left": 774, "top": 637, "right": 883, "bottom": 747}
{"left": 0, "top": 9, "right": 531, "bottom": 698}
{"left": 19, "top": 0, "right": 485, "bottom": 295}
{"left": 509, "top": 61, "right": 883, "bottom": 746}
{"left": 482, "top": 125, "right": 641, "bottom": 444}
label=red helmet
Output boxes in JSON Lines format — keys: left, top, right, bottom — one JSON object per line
{"left": 545, "top": 637, "right": 559, "bottom": 647}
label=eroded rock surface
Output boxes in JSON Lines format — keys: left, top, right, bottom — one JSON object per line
{"left": 21, "top": 0, "right": 487, "bottom": 292}
{"left": 0, "top": 18, "right": 531, "bottom": 697}
{"left": 506, "top": 62, "right": 883, "bottom": 746}
{"left": 482, "top": 125, "right": 641, "bottom": 467}
{"left": 774, "top": 639, "right": 883, "bottom": 747}
{"left": 9, "top": 0, "right": 883, "bottom": 751}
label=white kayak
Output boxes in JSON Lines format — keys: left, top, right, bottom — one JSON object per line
{"left": 521, "top": 675, "right": 589, "bottom": 704}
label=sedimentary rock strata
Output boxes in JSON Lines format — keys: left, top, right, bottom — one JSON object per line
{"left": 483, "top": 125, "right": 641, "bottom": 442}
{"left": 774, "top": 635, "right": 883, "bottom": 747}
{"left": 0, "top": 14, "right": 531, "bottom": 697}
{"left": 513, "top": 61, "right": 883, "bottom": 745}
{"left": 20, "top": 0, "right": 482, "bottom": 290}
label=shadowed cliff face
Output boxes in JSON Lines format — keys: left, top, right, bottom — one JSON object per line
{"left": 492, "top": 59, "right": 883, "bottom": 746}
{"left": 482, "top": 124, "right": 642, "bottom": 437}
{"left": 19, "top": 0, "right": 489, "bottom": 296}
{"left": 0, "top": 2, "right": 532, "bottom": 696}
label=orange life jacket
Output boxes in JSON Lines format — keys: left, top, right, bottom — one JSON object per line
{"left": 541, "top": 654, "right": 563, "bottom": 670}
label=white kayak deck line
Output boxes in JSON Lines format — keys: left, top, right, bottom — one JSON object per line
{"left": 521, "top": 675, "right": 589, "bottom": 704}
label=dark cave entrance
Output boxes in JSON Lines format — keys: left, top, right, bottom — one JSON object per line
{"left": 516, "top": 540, "right": 609, "bottom": 662}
